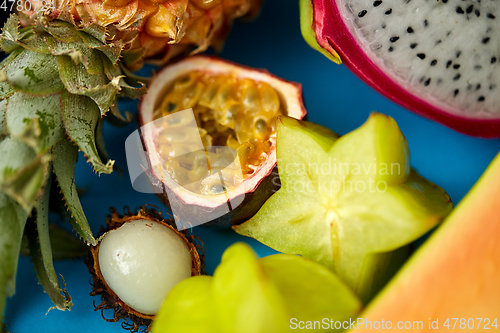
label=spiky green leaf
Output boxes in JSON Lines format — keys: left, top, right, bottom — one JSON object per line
{"left": 0, "top": 192, "right": 28, "bottom": 319}
{"left": 94, "top": 44, "right": 123, "bottom": 65}
{"left": 53, "top": 139, "right": 97, "bottom": 245}
{"left": 0, "top": 15, "right": 21, "bottom": 53}
{"left": 76, "top": 29, "right": 123, "bottom": 65}
{"left": 83, "top": 49, "right": 105, "bottom": 75}
{"left": 60, "top": 91, "right": 114, "bottom": 173}
{"left": 6, "top": 92, "right": 65, "bottom": 153}
{"left": 57, "top": 55, "right": 119, "bottom": 114}
{"left": 17, "top": 31, "right": 50, "bottom": 54}
{"left": 33, "top": 170, "right": 61, "bottom": 287}
{"left": 79, "top": 81, "right": 122, "bottom": 116}
{"left": 46, "top": 36, "right": 104, "bottom": 75}
{"left": 76, "top": 30, "right": 103, "bottom": 50}
{"left": 106, "top": 102, "right": 133, "bottom": 126}
{"left": 120, "top": 79, "right": 147, "bottom": 100}
{"left": 51, "top": 8, "right": 76, "bottom": 27}
{"left": 0, "top": 137, "right": 37, "bottom": 179}
{"left": 101, "top": 53, "right": 122, "bottom": 80}
{"left": 0, "top": 137, "right": 49, "bottom": 212}
{"left": 44, "top": 20, "right": 80, "bottom": 43}
{"left": 5, "top": 50, "right": 64, "bottom": 94}
{"left": 25, "top": 216, "right": 73, "bottom": 312}
{"left": 103, "top": 55, "right": 147, "bottom": 101}
{"left": 56, "top": 54, "right": 108, "bottom": 89}
{"left": 1, "top": 16, "right": 49, "bottom": 54}
{"left": 118, "top": 61, "right": 150, "bottom": 87}
{"left": 81, "top": 24, "right": 107, "bottom": 44}
{"left": 121, "top": 47, "right": 146, "bottom": 69}
{"left": 17, "top": 26, "right": 33, "bottom": 40}
{"left": 0, "top": 158, "right": 49, "bottom": 213}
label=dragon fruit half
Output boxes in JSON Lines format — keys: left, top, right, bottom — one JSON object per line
{"left": 300, "top": 0, "right": 500, "bottom": 138}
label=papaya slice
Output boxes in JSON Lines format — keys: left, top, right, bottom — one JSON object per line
{"left": 350, "top": 153, "right": 500, "bottom": 331}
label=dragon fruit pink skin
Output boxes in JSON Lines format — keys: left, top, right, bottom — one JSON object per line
{"left": 301, "top": 0, "right": 500, "bottom": 138}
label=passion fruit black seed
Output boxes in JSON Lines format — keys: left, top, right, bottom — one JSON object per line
{"left": 85, "top": 206, "right": 204, "bottom": 332}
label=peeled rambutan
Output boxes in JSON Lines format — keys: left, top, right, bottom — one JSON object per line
{"left": 85, "top": 206, "right": 204, "bottom": 332}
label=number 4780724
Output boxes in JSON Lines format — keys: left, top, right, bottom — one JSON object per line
{"left": 1, "top": 0, "right": 55, "bottom": 12}
{"left": 443, "top": 318, "right": 498, "bottom": 330}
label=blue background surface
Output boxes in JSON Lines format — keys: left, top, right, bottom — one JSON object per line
{"left": 4, "top": 0, "right": 500, "bottom": 331}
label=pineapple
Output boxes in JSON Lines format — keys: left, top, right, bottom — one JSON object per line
{"left": 23, "top": 0, "right": 263, "bottom": 69}
{"left": 0, "top": 0, "right": 262, "bottom": 321}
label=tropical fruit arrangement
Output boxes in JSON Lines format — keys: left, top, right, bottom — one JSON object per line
{"left": 1, "top": 0, "right": 499, "bottom": 332}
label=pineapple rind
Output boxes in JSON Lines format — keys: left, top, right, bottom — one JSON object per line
{"left": 27, "top": 0, "right": 264, "bottom": 68}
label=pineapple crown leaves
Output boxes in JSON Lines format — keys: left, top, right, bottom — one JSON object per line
{"left": 0, "top": 9, "right": 147, "bottom": 313}
{"left": 0, "top": 13, "right": 146, "bottom": 175}
{"left": 1, "top": 13, "right": 144, "bottom": 90}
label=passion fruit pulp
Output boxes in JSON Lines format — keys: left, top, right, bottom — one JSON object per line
{"left": 154, "top": 71, "right": 285, "bottom": 194}
{"left": 85, "top": 206, "right": 204, "bottom": 332}
{"left": 139, "top": 56, "right": 307, "bottom": 228}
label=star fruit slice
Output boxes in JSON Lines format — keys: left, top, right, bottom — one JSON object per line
{"left": 234, "top": 114, "right": 453, "bottom": 303}
{"left": 151, "top": 243, "right": 361, "bottom": 333}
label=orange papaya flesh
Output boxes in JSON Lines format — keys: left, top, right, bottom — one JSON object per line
{"left": 350, "top": 153, "right": 500, "bottom": 331}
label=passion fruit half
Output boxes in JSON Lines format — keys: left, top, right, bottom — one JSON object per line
{"left": 85, "top": 206, "right": 204, "bottom": 332}
{"left": 138, "top": 56, "right": 307, "bottom": 228}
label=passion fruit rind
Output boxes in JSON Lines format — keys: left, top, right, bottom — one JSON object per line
{"left": 148, "top": 166, "right": 281, "bottom": 228}
{"left": 85, "top": 206, "right": 205, "bottom": 332}
{"left": 138, "top": 56, "right": 307, "bottom": 228}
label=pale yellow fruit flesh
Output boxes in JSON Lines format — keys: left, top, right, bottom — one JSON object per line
{"left": 153, "top": 71, "right": 285, "bottom": 195}
{"left": 98, "top": 219, "right": 192, "bottom": 315}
